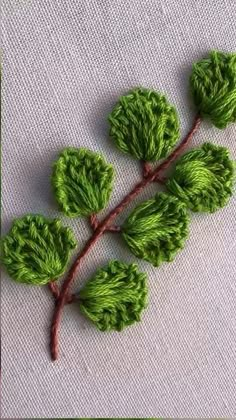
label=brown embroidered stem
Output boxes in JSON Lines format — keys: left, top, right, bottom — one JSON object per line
{"left": 154, "top": 175, "right": 167, "bottom": 185}
{"left": 48, "top": 282, "right": 60, "bottom": 300}
{"left": 143, "top": 165, "right": 167, "bottom": 184}
{"left": 66, "top": 293, "right": 77, "bottom": 304}
{"left": 48, "top": 282, "right": 76, "bottom": 304}
{"left": 89, "top": 214, "right": 121, "bottom": 233}
{"left": 107, "top": 225, "right": 121, "bottom": 233}
{"left": 89, "top": 214, "right": 99, "bottom": 231}
{"left": 50, "top": 115, "right": 201, "bottom": 360}
{"left": 142, "top": 161, "right": 152, "bottom": 178}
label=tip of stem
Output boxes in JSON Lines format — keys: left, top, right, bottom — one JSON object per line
{"left": 51, "top": 348, "right": 58, "bottom": 361}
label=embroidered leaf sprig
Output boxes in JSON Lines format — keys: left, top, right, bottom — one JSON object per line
{"left": 1, "top": 50, "right": 235, "bottom": 361}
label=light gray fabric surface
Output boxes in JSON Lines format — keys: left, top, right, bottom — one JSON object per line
{"left": 1, "top": 0, "right": 236, "bottom": 418}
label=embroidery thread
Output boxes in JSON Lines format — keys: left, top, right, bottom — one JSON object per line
{"left": 1, "top": 50, "right": 235, "bottom": 361}
{"left": 1, "top": 215, "right": 76, "bottom": 285}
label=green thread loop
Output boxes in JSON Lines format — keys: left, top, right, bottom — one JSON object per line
{"left": 108, "top": 87, "right": 180, "bottom": 162}
{"left": 190, "top": 50, "right": 236, "bottom": 128}
{"left": 79, "top": 260, "right": 148, "bottom": 331}
{"left": 52, "top": 147, "right": 114, "bottom": 217}
{"left": 166, "top": 142, "right": 235, "bottom": 213}
{"left": 1, "top": 215, "right": 77, "bottom": 285}
{"left": 122, "top": 192, "right": 189, "bottom": 267}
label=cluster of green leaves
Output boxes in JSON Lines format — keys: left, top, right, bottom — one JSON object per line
{"left": 1, "top": 50, "right": 235, "bottom": 332}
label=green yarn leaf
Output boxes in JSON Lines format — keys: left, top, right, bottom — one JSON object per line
{"left": 109, "top": 87, "right": 180, "bottom": 162}
{"left": 190, "top": 50, "right": 236, "bottom": 128}
{"left": 79, "top": 260, "right": 148, "bottom": 331}
{"left": 122, "top": 192, "right": 189, "bottom": 267}
{"left": 1, "top": 215, "right": 77, "bottom": 285}
{"left": 52, "top": 147, "right": 114, "bottom": 217}
{"left": 166, "top": 142, "right": 235, "bottom": 213}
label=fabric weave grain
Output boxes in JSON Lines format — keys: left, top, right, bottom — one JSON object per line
{"left": 2, "top": 0, "right": 236, "bottom": 417}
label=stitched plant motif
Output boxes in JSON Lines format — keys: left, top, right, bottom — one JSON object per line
{"left": 1, "top": 50, "right": 235, "bottom": 361}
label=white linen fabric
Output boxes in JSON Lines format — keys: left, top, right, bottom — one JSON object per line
{"left": 1, "top": 0, "right": 236, "bottom": 418}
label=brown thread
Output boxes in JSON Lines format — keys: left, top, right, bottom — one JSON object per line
{"left": 50, "top": 115, "right": 201, "bottom": 360}
{"left": 89, "top": 214, "right": 123, "bottom": 233}
{"left": 48, "top": 282, "right": 76, "bottom": 304}
{"left": 142, "top": 161, "right": 152, "bottom": 178}
{"left": 89, "top": 214, "right": 99, "bottom": 231}
{"left": 48, "top": 282, "right": 60, "bottom": 300}
{"left": 107, "top": 224, "right": 121, "bottom": 233}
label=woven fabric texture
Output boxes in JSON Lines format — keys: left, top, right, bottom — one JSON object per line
{"left": 1, "top": 0, "right": 236, "bottom": 418}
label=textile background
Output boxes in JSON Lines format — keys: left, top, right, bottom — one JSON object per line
{"left": 1, "top": 0, "right": 236, "bottom": 417}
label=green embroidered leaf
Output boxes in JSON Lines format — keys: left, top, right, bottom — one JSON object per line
{"left": 109, "top": 87, "right": 180, "bottom": 162}
{"left": 122, "top": 192, "right": 189, "bottom": 267}
{"left": 79, "top": 260, "right": 148, "bottom": 331}
{"left": 166, "top": 142, "right": 235, "bottom": 212}
{"left": 1, "top": 214, "right": 76, "bottom": 285}
{"left": 52, "top": 147, "right": 114, "bottom": 217}
{"left": 190, "top": 50, "right": 236, "bottom": 128}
